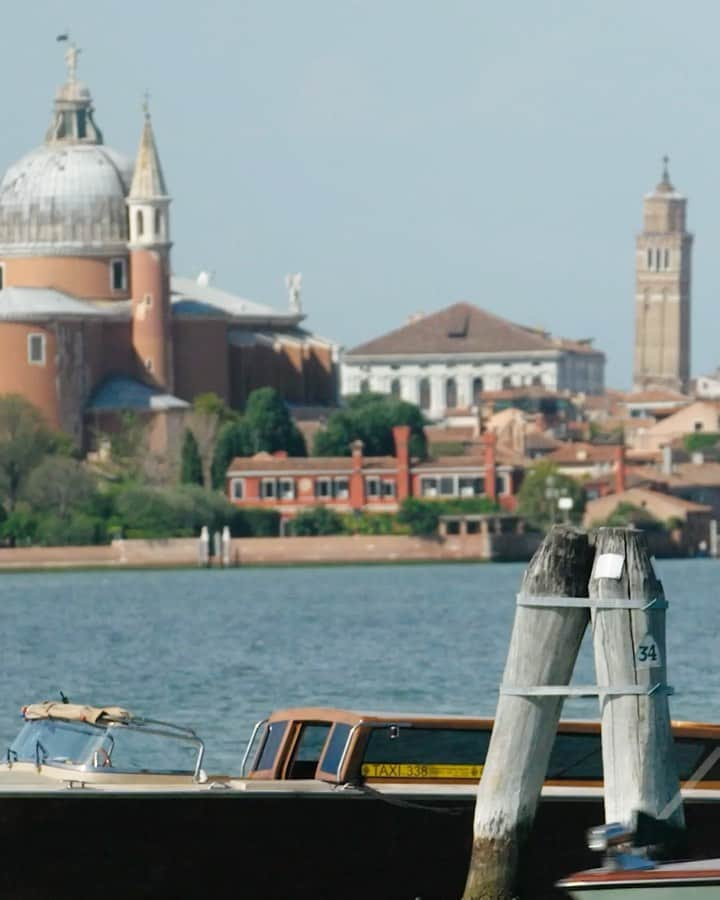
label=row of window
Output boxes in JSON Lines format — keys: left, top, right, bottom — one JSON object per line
{"left": 359, "top": 374, "right": 546, "bottom": 409}
{"left": 230, "top": 476, "right": 397, "bottom": 502}
{"left": 419, "top": 474, "right": 508, "bottom": 498}
{"left": 646, "top": 247, "right": 672, "bottom": 272}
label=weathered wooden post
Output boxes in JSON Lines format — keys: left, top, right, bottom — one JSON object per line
{"left": 463, "top": 525, "right": 595, "bottom": 900}
{"left": 589, "top": 527, "right": 684, "bottom": 832}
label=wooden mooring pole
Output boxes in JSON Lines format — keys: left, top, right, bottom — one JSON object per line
{"left": 462, "top": 525, "right": 595, "bottom": 900}
{"left": 589, "top": 526, "right": 684, "bottom": 832}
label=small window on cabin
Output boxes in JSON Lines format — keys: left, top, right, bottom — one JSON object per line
{"left": 287, "top": 723, "right": 331, "bottom": 780}
{"left": 381, "top": 480, "right": 395, "bottom": 497}
{"left": 27, "top": 333, "right": 46, "bottom": 366}
{"left": 334, "top": 477, "right": 349, "bottom": 499}
{"left": 254, "top": 721, "right": 288, "bottom": 772}
{"left": 546, "top": 732, "right": 603, "bottom": 780}
{"left": 262, "top": 479, "right": 276, "bottom": 499}
{"left": 136, "top": 210, "right": 144, "bottom": 237}
{"left": 231, "top": 478, "right": 244, "bottom": 500}
{"left": 320, "top": 723, "right": 352, "bottom": 777}
{"left": 362, "top": 726, "right": 490, "bottom": 778}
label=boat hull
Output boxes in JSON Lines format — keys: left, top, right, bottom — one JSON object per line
{"left": 0, "top": 790, "right": 719, "bottom": 899}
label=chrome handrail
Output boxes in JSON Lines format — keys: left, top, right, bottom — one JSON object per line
{"left": 241, "top": 719, "right": 267, "bottom": 777}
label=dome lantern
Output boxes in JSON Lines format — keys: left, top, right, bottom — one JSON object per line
{"left": 45, "top": 41, "right": 104, "bottom": 146}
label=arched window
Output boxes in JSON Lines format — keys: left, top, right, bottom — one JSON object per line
{"left": 419, "top": 377, "right": 431, "bottom": 411}
{"left": 472, "top": 377, "right": 484, "bottom": 404}
{"left": 136, "top": 210, "right": 144, "bottom": 237}
{"left": 390, "top": 378, "right": 401, "bottom": 398}
{"left": 154, "top": 208, "right": 162, "bottom": 236}
{"left": 445, "top": 377, "right": 457, "bottom": 409}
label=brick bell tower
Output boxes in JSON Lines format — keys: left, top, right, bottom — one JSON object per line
{"left": 633, "top": 158, "right": 693, "bottom": 393}
{"left": 127, "top": 102, "right": 173, "bottom": 390}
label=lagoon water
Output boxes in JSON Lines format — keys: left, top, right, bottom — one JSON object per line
{"left": 0, "top": 559, "right": 718, "bottom": 773}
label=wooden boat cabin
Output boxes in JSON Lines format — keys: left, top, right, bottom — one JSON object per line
{"left": 243, "top": 706, "right": 720, "bottom": 789}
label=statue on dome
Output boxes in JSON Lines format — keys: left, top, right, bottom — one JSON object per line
{"left": 56, "top": 34, "right": 80, "bottom": 83}
{"left": 286, "top": 272, "right": 302, "bottom": 314}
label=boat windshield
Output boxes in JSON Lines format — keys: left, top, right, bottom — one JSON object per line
{"left": 8, "top": 719, "right": 109, "bottom": 767}
{"left": 7, "top": 716, "right": 204, "bottom": 776}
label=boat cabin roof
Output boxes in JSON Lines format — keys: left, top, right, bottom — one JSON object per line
{"left": 266, "top": 707, "right": 720, "bottom": 739}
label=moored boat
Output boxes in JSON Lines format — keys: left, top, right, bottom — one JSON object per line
{"left": 4, "top": 701, "right": 720, "bottom": 899}
{"left": 559, "top": 819, "right": 720, "bottom": 898}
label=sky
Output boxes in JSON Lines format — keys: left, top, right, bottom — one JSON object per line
{"left": 2, "top": 0, "right": 720, "bottom": 389}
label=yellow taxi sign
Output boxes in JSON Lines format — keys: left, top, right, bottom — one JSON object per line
{"left": 361, "top": 763, "right": 484, "bottom": 779}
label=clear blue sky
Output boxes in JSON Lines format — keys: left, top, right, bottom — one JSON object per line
{"left": 3, "top": 0, "right": 719, "bottom": 388}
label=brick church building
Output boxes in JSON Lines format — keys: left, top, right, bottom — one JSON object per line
{"left": 0, "top": 47, "right": 337, "bottom": 446}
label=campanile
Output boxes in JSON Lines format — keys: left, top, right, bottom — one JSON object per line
{"left": 633, "top": 159, "right": 692, "bottom": 392}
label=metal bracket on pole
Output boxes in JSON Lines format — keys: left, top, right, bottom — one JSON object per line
{"left": 516, "top": 594, "right": 668, "bottom": 611}
{"left": 500, "top": 683, "right": 673, "bottom": 699}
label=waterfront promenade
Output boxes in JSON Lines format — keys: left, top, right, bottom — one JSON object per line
{"left": 0, "top": 529, "right": 541, "bottom": 569}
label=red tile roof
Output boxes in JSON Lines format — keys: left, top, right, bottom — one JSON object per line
{"left": 545, "top": 442, "right": 619, "bottom": 464}
{"left": 227, "top": 453, "right": 396, "bottom": 474}
{"left": 346, "top": 302, "right": 604, "bottom": 358}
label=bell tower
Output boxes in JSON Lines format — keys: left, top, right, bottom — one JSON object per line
{"left": 633, "top": 158, "right": 692, "bottom": 393}
{"left": 127, "top": 102, "right": 173, "bottom": 390}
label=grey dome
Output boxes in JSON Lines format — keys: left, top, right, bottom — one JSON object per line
{"left": 0, "top": 143, "right": 132, "bottom": 256}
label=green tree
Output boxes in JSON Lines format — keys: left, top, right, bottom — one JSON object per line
{"left": 180, "top": 429, "right": 204, "bottom": 486}
{"left": 0, "top": 395, "right": 52, "bottom": 511}
{"left": 313, "top": 393, "right": 426, "bottom": 458}
{"left": 683, "top": 432, "right": 720, "bottom": 453}
{"left": 24, "top": 457, "right": 96, "bottom": 520}
{"left": 211, "top": 420, "right": 254, "bottom": 489}
{"left": 291, "top": 506, "right": 345, "bottom": 536}
{"left": 516, "top": 461, "right": 586, "bottom": 530}
{"left": 244, "top": 387, "right": 306, "bottom": 456}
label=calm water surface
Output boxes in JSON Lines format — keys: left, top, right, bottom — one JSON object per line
{"left": 0, "top": 560, "right": 718, "bottom": 772}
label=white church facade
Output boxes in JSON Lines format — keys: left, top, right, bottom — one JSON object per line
{"left": 342, "top": 303, "right": 605, "bottom": 420}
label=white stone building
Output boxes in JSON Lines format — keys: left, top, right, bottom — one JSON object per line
{"left": 342, "top": 303, "right": 605, "bottom": 420}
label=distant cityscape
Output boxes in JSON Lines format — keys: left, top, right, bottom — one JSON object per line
{"left": 1, "top": 46, "right": 719, "bottom": 560}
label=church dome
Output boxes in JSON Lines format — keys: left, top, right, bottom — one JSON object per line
{"left": 0, "top": 52, "right": 132, "bottom": 258}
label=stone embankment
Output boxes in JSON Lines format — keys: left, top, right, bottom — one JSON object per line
{"left": 0, "top": 531, "right": 541, "bottom": 570}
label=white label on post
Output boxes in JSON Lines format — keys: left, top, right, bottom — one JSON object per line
{"left": 636, "top": 634, "right": 661, "bottom": 669}
{"left": 594, "top": 553, "right": 624, "bottom": 580}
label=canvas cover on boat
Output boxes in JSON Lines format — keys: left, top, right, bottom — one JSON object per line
{"left": 23, "top": 702, "right": 132, "bottom": 725}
